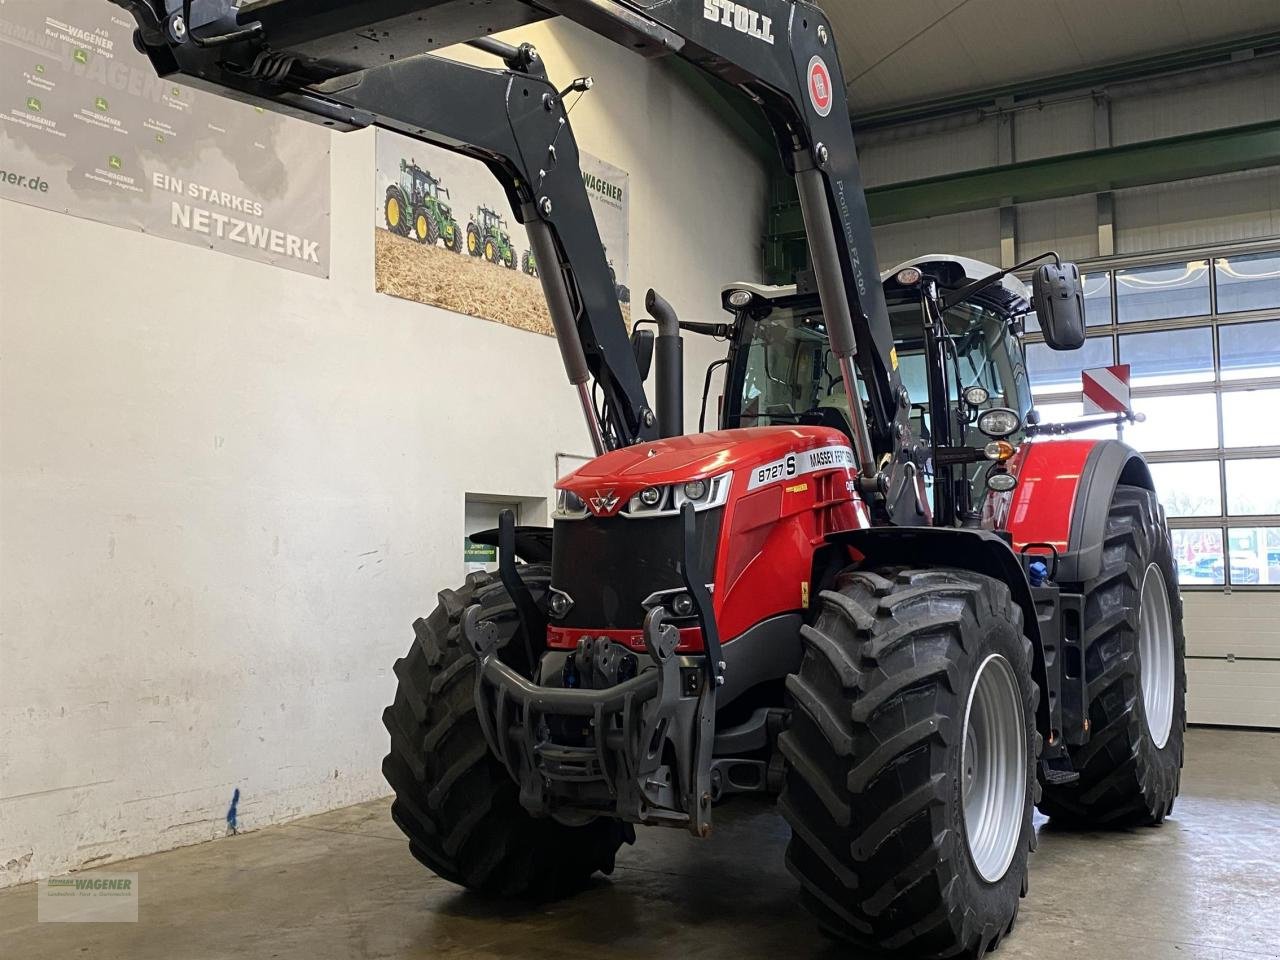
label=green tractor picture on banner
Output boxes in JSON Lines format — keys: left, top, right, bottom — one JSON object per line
{"left": 384, "top": 158, "right": 462, "bottom": 251}
{"left": 374, "top": 127, "right": 630, "bottom": 337}
{"left": 467, "top": 205, "right": 517, "bottom": 269}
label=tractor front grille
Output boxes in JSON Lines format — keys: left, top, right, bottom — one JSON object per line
{"left": 550, "top": 509, "right": 722, "bottom": 630}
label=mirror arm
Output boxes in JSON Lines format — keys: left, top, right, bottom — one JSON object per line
{"left": 1027, "top": 409, "right": 1145, "bottom": 437}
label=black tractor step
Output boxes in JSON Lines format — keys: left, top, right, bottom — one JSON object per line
{"left": 1040, "top": 759, "right": 1081, "bottom": 786}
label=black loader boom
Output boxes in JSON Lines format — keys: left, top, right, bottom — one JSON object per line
{"left": 111, "top": 0, "right": 922, "bottom": 516}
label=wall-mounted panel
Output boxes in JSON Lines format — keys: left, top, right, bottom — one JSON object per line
{"left": 1016, "top": 195, "right": 1097, "bottom": 262}
{"left": 1115, "top": 167, "right": 1280, "bottom": 254}
{"left": 0, "top": 0, "right": 331, "bottom": 276}
{"left": 1014, "top": 99, "right": 1096, "bottom": 162}
{"left": 858, "top": 119, "right": 998, "bottom": 189}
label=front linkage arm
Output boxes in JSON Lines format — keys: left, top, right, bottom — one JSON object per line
{"left": 113, "top": 0, "right": 658, "bottom": 453}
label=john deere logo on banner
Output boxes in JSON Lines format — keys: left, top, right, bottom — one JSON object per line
{"left": 373, "top": 127, "right": 630, "bottom": 336}
{"left": 0, "top": 0, "right": 332, "bottom": 276}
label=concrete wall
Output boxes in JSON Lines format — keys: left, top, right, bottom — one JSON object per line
{"left": 0, "top": 19, "right": 767, "bottom": 886}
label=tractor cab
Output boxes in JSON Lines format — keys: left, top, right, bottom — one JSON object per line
{"left": 718, "top": 257, "right": 1040, "bottom": 525}
{"left": 400, "top": 159, "right": 449, "bottom": 204}
{"left": 474, "top": 205, "right": 507, "bottom": 233}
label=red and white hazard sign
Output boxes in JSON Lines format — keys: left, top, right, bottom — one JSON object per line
{"left": 1082, "top": 364, "right": 1131, "bottom": 414}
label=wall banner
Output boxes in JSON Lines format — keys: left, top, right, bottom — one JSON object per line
{"left": 0, "top": 0, "right": 331, "bottom": 277}
{"left": 374, "top": 126, "right": 630, "bottom": 335}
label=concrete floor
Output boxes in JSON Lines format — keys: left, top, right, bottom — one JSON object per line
{"left": 4, "top": 727, "right": 1279, "bottom": 960}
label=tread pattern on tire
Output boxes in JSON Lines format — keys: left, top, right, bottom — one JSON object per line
{"left": 1039, "top": 484, "right": 1186, "bottom": 826}
{"left": 779, "top": 567, "right": 1038, "bottom": 959}
{"left": 382, "top": 566, "right": 627, "bottom": 898}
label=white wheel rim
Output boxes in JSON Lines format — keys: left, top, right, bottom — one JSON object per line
{"left": 962, "top": 654, "right": 1026, "bottom": 883}
{"left": 1138, "top": 563, "right": 1175, "bottom": 749}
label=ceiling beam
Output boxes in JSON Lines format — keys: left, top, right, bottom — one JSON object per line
{"left": 768, "top": 119, "right": 1280, "bottom": 235}
{"left": 852, "top": 30, "right": 1280, "bottom": 131}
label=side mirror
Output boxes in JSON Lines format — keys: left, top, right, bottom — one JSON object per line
{"left": 1032, "top": 262, "right": 1086, "bottom": 351}
{"left": 631, "top": 327, "right": 654, "bottom": 380}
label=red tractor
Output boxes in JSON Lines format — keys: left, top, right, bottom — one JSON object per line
{"left": 120, "top": 1, "right": 1185, "bottom": 956}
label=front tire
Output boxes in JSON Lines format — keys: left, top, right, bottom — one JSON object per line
{"left": 382, "top": 567, "right": 628, "bottom": 898}
{"left": 1038, "top": 484, "right": 1186, "bottom": 826}
{"left": 779, "top": 568, "right": 1039, "bottom": 958}
{"left": 412, "top": 206, "right": 436, "bottom": 245}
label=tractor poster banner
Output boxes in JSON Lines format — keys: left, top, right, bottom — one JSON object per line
{"left": 374, "top": 127, "right": 630, "bottom": 336}
{"left": 0, "top": 0, "right": 331, "bottom": 277}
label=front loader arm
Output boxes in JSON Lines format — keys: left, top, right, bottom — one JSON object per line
{"left": 113, "top": 0, "right": 656, "bottom": 452}
{"left": 115, "top": 0, "right": 920, "bottom": 510}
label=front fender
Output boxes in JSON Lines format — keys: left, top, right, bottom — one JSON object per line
{"left": 998, "top": 438, "right": 1154, "bottom": 583}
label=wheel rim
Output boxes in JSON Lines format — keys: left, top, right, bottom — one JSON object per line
{"left": 387, "top": 197, "right": 399, "bottom": 227}
{"left": 962, "top": 654, "right": 1026, "bottom": 884}
{"left": 1138, "top": 563, "right": 1176, "bottom": 749}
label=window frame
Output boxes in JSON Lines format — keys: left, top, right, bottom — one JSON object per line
{"left": 1022, "top": 240, "right": 1280, "bottom": 593}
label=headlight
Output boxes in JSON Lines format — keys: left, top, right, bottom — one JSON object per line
{"left": 622, "top": 472, "right": 733, "bottom": 518}
{"left": 987, "top": 471, "right": 1018, "bottom": 493}
{"left": 977, "top": 407, "right": 1022, "bottom": 438}
{"left": 963, "top": 385, "right": 990, "bottom": 407}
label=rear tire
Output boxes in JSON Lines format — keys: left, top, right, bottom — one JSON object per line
{"left": 466, "top": 223, "right": 482, "bottom": 257}
{"left": 1038, "top": 484, "right": 1186, "bottom": 826}
{"left": 382, "top": 566, "right": 628, "bottom": 898}
{"left": 779, "top": 568, "right": 1039, "bottom": 958}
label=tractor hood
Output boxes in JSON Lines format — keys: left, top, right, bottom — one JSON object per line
{"left": 557, "top": 425, "right": 852, "bottom": 508}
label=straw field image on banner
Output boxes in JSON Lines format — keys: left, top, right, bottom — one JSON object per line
{"left": 373, "top": 127, "right": 629, "bottom": 335}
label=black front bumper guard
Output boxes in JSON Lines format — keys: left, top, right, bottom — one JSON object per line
{"left": 459, "top": 503, "right": 721, "bottom": 837}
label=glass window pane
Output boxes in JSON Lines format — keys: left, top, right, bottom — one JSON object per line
{"left": 1116, "top": 261, "right": 1211, "bottom": 323}
{"left": 1024, "top": 271, "right": 1111, "bottom": 333}
{"left": 1118, "top": 327, "right": 1214, "bottom": 386}
{"left": 1225, "top": 527, "right": 1280, "bottom": 585}
{"left": 1215, "top": 252, "right": 1280, "bottom": 314}
{"left": 1172, "top": 528, "right": 1224, "bottom": 585}
{"left": 1125, "top": 393, "right": 1218, "bottom": 452}
{"left": 1222, "top": 389, "right": 1280, "bottom": 448}
{"left": 1149, "top": 461, "right": 1221, "bottom": 517}
{"left": 1220, "top": 319, "right": 1280, "bottom": 382}
{"left": 1084, "top": 271, "right": 1112, "bottom": 327}
{"left": 1225, "top": 458, "right": 1280, "bottom": 516}
{"left": 1030, "top": 400, "right": 1120, "bottom": 441}
{"left": 1026, "top": 336, "right": 1113, "bottom": 394}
